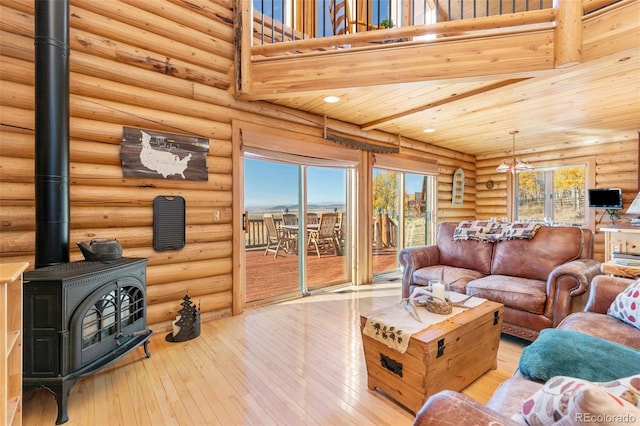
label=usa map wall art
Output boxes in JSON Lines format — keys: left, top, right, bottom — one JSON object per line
{"left": 120, "top": 126, "right": 209, "bottom": 181}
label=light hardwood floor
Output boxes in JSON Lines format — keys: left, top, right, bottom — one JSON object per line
{"left": 22, "top": 281, "right": 525, "bottom": 426}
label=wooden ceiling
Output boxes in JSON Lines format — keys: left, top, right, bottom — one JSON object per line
{"left": 242, "top": 2, "right": 640, "bottom": 159}
{"left": 268, "top": 48, "right": 639, "bottom": 157}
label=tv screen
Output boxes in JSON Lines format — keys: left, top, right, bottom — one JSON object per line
{"left": 588, "top": 188, "right": 623, "bottom": 209}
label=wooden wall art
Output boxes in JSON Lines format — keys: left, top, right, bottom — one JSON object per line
{"left": 452, "top": 168, "right": 465, "bottom": 206}
{"left": 120, "top": 126, "right": 209, "bottom": 181}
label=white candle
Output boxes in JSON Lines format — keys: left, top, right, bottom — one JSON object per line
{"left": 172, "top": 315, "right": 181, "bottom": 337}
{"left": 432, "top": 283, "right": 445, "bottom": 300}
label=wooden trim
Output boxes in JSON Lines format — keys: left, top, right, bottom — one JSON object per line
{"left": 238, "top": 121, "right": 362, "bottom": 163}
{"left": 373, "top": 152, "right": 438, "bottom": 175}
{"left": 231, "top": 122, "right": 244, "bottom": 316}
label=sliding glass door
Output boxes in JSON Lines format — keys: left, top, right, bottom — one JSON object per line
{"left": 244, "top": 158, "right": 301, "bottom": 303}
{"left": 244, "top": 158, "right": 352, "bottom": 304}
{"left": 372, "top": 168, "right": 435, "bottom": 276}
{"left": 306, "top": 166, "right": 350, "bottom": 291}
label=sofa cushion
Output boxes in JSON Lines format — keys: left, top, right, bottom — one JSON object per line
{"left": 491, "top": 226, "right": 583, "bottom": 281}
{"left": 608, "top": 279, "right": 640, "bottom": 331}
{"left": 466, "top": 275, "right": 546, "bottom": 315}
{"left": 520, "top": 375, "right": 640, "bottom": 425}
{"left": 519, "top": 329, "right": 640, "bottom": 383}
{"left": 558, "top": 312, "right": 640, "bottom": 350}
{"left": 437, "top": 222, "right": 494, "bottom": 275}
{"left": 412, "top": 265, "right": 486, "bottom": 293}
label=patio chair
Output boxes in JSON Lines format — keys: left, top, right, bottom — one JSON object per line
{"left": 307, "top": 212, "right": 319, "bottom": 225}
{"left": 281, "top": 213, "right": 299, "bottom": 253}
{"left": 307, "top": 213, "right": 338, "bottom": 257}
{"left": 335, "top": 211, "right": 345, "bottom": 255}
{"left": 282, "top": 213, "right": 298, "bottom": 226}
{"left": 263, "top": 214, "right": 285, "bottom": 258}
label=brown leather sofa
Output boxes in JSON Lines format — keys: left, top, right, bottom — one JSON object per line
{"left": 399, "top": 222, "right": 601, "bottom": 341}
{"left": 413, "top": 275, "right": 640, "bottom": 425}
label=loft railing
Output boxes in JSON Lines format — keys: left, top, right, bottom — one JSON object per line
{"left": 251, "top": 0, "right": 621, "bottom": 46}
{"left": 252, "top": 0, "right": 556, "bottom": 45}
{"left": 238, "top": 0, "right": 625, "bottom": 96}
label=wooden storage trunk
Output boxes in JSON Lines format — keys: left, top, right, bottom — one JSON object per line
{"left": 359, "top": 300, "right": 503, "bottom": 413}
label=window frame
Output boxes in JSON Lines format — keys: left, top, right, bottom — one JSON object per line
{"left": 512, "top": 156, "right": 596, "bottom": 230}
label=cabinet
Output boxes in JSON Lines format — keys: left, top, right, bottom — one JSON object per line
{"left": 1, "top": 262, "right": 28, "bottom": 426}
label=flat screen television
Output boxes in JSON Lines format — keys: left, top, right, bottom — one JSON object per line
{"left": 588, "top": 188, "right": 623, "bottom": 209}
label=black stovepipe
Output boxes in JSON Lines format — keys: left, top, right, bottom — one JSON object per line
{"left": 34, "top": 0, "right": 70, "bottom": 268}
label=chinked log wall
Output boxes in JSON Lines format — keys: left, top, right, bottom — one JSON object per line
{"left": 0, "top": 0, "right": 475, "bottom": 331}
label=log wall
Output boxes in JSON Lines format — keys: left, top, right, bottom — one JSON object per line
{"left": 0, "top": 0, "right": 475, "bottom": 331}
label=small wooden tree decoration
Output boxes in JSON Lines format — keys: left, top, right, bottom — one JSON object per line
{"left": 166, "top": 294, "right": 201, "bottom": 342}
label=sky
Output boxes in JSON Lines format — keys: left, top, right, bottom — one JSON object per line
{"left": 245, "top": 158, "right": 426, "bottom": 209}
{"left": 244, "top": 159, "right": 346, "bottom": 208}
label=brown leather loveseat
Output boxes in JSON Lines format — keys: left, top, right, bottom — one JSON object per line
{"left": 399, "top": 222, "right": 601, "bottom": 340}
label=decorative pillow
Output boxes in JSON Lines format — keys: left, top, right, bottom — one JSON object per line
{"left": 518, "top": 329, "right": 640, "bottom": 383}
{"left": 520, "top": 375, "right": 640, "bottom": 426}
{"left": 608, "top": 279, "right": 640, "bottom": 331}
{"left": 557, "top": 383, "right": 640, "bottom": 426}
{"left": 453, "top": 220, "right": 503, "bottom": 241}
{"left": 499, "top": 222, "right": 541, "bottom": 240}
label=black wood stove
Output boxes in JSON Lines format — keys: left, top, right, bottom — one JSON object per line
{"left": 23, "top": 258, "right": 152, "bottom": 424}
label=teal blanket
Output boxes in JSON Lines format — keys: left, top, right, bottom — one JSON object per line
{"left": 519, "top": 329, "right": 640, "bottom": 382}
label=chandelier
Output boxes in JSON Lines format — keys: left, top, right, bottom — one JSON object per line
{"left": 496, "top": 130, "right": 534, "bottom": 173}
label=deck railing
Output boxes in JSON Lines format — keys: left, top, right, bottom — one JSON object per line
{"left": 245, "top": 215, "right": 399, "bottom": 249}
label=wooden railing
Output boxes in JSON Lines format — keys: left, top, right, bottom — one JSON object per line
{"left": 245, "top": 217, "right": 278, "bottom": 249}
{"left": 246, "top": 215, "right": 399, "bottom": 249}
{"left": 252, "top": 0, "right": 558, "bottom": 46}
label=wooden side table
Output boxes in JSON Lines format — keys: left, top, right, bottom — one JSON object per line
{"left": 601, "top": 260, "right": 640, "bottom": 279}
{"left": 599, "top": 224, "right": 640, "bottom": 260}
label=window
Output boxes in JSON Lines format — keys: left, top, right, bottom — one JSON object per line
{"left": 515, "top": 165, "right": 586, "bottom": 225}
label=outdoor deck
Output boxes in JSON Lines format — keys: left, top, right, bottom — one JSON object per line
{"left": 245, "top": 246, "right": 399, "bottom": 303}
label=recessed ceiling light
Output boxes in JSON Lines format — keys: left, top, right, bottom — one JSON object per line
{"left": 324, "top": 96, "right": 341, "bottom": 103}
{"left": 423, "top": 128, "right": 435, "bottom": 133}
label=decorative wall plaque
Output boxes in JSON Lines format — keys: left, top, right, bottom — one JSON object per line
{"left": 120, "top": 126, "right": 209, "bottom": 181}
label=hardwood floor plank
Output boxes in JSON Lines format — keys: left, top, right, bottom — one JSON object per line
{"left": 22, "top": 281, "right": 524, "bottom": 426}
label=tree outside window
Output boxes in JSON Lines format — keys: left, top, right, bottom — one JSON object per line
{"left": 516, "top": 166, "right": 585, "bottom": 224}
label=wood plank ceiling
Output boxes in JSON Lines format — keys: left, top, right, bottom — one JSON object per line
{"left": 267, "top": 47, "right": 639, "bottom": 158}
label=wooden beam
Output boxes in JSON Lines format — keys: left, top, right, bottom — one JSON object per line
{"left": 554, "top": 0, "right": 583, "bottom": 68}
{"left": 360, "top": 78, "right": 530, "bottom": 131}
{"left": 236, "top": 0, "right": 253, "bottom": 95}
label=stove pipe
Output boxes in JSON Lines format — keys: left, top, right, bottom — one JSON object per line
{"left": 34, "top": 0, "right": 70, "bottom": 268}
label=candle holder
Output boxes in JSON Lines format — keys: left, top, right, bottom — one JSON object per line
{"left": 166, "top": 293, "right": 201, "bottom": 342}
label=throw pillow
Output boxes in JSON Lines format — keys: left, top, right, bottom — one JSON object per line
{"left": 608, "top": 279, "right": 640, "bottom": 331}
{"left": 520, "top": 375, "right": 640, "bottom": 426}
{"left": 557, "top": 383, "right": 640, "bottom": 426}
{"left": 518, "top": 329, "right": 640, "bottom": 383}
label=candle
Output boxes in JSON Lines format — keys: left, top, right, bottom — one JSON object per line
{"left": 172, "top": 315, "right": 181, "bottom": 337}
{"left": 432, "top": 283, "right": 445, "bottom": 300}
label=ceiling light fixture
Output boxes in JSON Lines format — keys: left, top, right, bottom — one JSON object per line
{"left": 324, "top": 96, "right": 340, "bottom": 103}
{"left": 496, "top": 130, "right": 534, "bottom": 174}
{"left": 423, "top": 128, "right": 435, "bottom": 133}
